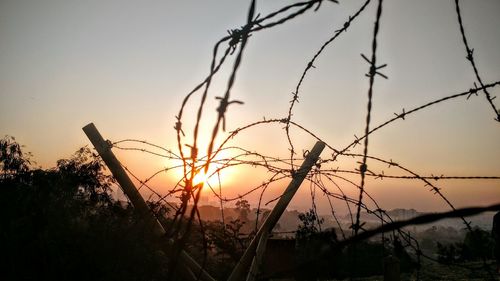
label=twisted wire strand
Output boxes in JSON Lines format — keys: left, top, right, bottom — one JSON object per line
{"left": 285, "top": 0, "right": 372, "bottom": 168}
{"left": 335, "top": 81, "right": 500, "bottom": 160}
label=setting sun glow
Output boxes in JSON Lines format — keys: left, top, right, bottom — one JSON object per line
{"left": 192, "top": 169, "right": 211, "bottom": 188}
{"left": 171, "top": 147, "right": 233, "bottom": 192}
{"left": 193, "top": 159, "right": 231, "bottom": 192}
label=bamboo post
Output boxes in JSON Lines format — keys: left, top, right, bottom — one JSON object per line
{"left": 83, "top": 123, "right": 215, "bottom": 281}
{"left": 83, "top": 123, "right": 162, "bottom": 232}
{"left": 228, "top": 141, "right": 326, "bottom": 281}
{"left": 246, "top": 231, "right": 269, "bottom": 281}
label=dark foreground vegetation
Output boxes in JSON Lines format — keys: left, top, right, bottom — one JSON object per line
{"left": 1, "top": 136, "right": 498, "bottom": 280}
{"left": 0, "top": 137, "right": 170, "bottom": 280}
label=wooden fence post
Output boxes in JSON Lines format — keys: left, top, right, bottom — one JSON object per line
{"left": 83, "top": 123, "right": 215, "bottom": 281}
{"left": 246, "top": 231, "right": 269, "bottom": 281}
{"left": 228, "top": 141, "right": 326, "bottom": 281}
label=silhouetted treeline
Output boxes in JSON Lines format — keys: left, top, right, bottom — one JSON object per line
{"left": 0, "top": 137, "right": 169, "bottom": 281}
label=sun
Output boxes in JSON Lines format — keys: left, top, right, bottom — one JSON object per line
{"left": 191, "top": 161, "right": 229, "bottom": 191}
{"left": 170, "top": 148, "right": 233, "bottom": 192}
{"left": 192, "top": 169, "right": 211, "bottom": 187}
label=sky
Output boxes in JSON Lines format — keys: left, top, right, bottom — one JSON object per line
{"left": 1, "top": 0, "right": 499, "bottom": 214}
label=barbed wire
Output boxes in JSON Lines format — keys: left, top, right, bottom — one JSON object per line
{"left": 92, "top": 0, "right": 500, "bottom": 279}
{"left": 354, "top": 0, "right": 384, "bottom": 236}
{"left": 335, "top": 80, "right": 500, "bottom": 160}
{"left": 453, "top": 0, "right": 500, "bottom": 122}
{"left": 284, "top": 0, "right": 372, "bottom": 170}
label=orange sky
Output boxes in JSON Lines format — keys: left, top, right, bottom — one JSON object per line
{"left": 1, "top": 0, "right": 499, "bottom": 214}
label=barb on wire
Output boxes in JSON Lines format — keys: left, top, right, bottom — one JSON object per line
{"left": 361, "top": 53, "right": 388, "bottom": 79}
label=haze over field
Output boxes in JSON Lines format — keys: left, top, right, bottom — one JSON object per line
{"left": 1, "top": 0, "right": 499, "bottom": 214}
